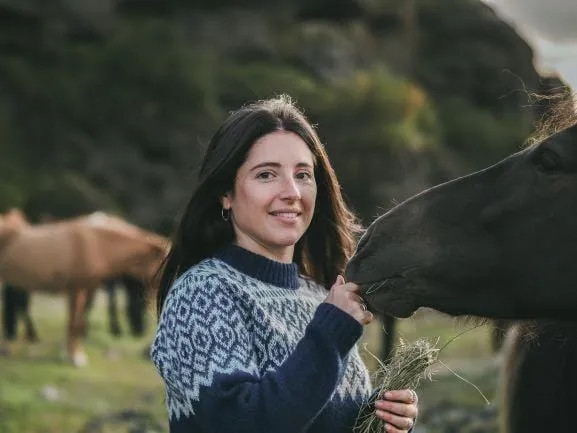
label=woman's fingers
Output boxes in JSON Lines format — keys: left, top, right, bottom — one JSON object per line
{"left": 325, "top": 276, "right": 373, "bottom": 325}
{"left": 374, "top": 408, "right": 414, "bottom": 431}
{"left": 374, "top": 390, "right": 419, "bottom": 432}
{"left": 383, "top": 389, "right": 418, "bottom": 404}
{"left": 375, "top": 399, "right": 418, "bottom": 419}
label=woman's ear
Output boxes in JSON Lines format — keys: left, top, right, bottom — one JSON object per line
{"left": 221, "top": 193, "right": 232, "bottom": 210}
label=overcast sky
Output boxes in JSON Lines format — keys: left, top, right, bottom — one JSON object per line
{"left": 482, "top": 0, "right": 577, "bottom": 90}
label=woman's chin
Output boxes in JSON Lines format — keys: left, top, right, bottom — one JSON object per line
{"left": 274, "top": 238, "right": 300, "bottom": 249}
{"left": 272, "top": 231, "right": 305, "bottom": 247}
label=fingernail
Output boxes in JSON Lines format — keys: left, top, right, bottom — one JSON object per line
{"left": 384, "top": 391, "right": 392, "bottom": 399}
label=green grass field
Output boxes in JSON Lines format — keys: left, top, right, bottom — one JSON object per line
{"left": 0, "top": 292, "right": 166, "bottom": 433}
{"left": 0, "top": 291, "right": 502, "bottom": 433}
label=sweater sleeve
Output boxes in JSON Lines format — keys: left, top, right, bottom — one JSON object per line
{"left": 151, "top": 272, "right": 363, "bottom": 433}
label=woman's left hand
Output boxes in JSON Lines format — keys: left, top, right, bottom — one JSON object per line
{"left": 374, "top": 389, "right": 418, "bottom": 433}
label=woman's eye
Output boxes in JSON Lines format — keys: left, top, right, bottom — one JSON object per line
{"left": 256, "top": 171, "right": 274, "bottom": 180}
{"left": 296, "top": 171, "right": 313, "bottom": 180}
{"left": 535, "top": 148, "right": 562, "bottom": 173}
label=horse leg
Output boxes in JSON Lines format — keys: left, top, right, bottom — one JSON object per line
{"left": 123, "top": 276, "right": 146, "bottom": 337}
{"left": 17, "top": 287, "right": 39, "bottom": 343}
{"left": 104, "top": 279, "right": 122, "bottom": 337}
{"left": 81, "top": 288, "right": 98, "bottom": 339}
{"left": 0, "top": 284, "right": 19, "bottom": 355}
{"left": 67, "top": 289, "right": 91, "bottom": 367}
{"left": 1, "top": 284, "right": 19, "bottom": 341}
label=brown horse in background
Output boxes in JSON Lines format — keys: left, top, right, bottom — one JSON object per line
{"left": 0, "top": 209, "right": 169, "bottom": 366}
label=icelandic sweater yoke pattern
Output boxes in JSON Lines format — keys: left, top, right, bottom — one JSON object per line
{"left": 151, "top": 245, "right": 372, "bottom": 433}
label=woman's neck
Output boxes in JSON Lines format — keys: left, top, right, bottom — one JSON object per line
{"left": 233, "top": 238, "right": 294, "bottom": 264}
{"left": 215, "top": 244, "right": 299, "bottom": 289}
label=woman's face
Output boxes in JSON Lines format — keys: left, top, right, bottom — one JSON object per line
{"left": 222, "top": 130, "right": 317, "bottom": 263}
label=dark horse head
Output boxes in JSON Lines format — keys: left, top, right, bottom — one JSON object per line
{"left": 346, "top": 122, "right": 577, "bottom": 320}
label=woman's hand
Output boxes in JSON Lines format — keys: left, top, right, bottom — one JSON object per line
{"left": 324, "top": 275, "right": 373, "bottom": 325}
{"left": 375, "top": 389, "right": 419, "bottom": 432}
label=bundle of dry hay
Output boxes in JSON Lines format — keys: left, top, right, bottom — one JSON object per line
{"left": 353, "top": 338, "right": 439, "bottom": 433}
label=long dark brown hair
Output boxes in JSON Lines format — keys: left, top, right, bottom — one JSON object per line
{"left": 156, "top": 95, "right": 361, "bottom": 318}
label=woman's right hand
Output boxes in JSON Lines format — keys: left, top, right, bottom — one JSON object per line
{"left": 324, "top": 275, "right": 374, "bottom": 325}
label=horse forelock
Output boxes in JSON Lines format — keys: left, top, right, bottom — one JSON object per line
{"left": 525, "top": 92, "right": 577, "bottom": 147}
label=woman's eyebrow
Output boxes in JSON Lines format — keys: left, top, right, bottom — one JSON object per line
{"left": 249, "top": 162, "right": 281, "bottom": 171}
{"left": 296, "top": 162, "right": 314, "bottom": 169}
{"left": 249, "top": 162, "right": 313, "bottom": 171}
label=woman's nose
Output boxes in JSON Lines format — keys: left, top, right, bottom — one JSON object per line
{"left": 280, "top": 178, "right": 302, "bottom": 200}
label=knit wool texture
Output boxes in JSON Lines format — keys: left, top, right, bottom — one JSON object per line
{"left": 151, "top": 245, "right": 372, "bottom": 433}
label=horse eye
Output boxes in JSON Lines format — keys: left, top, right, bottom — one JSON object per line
{"left": 535, "top": 148, "right": 562, "bottom": 173}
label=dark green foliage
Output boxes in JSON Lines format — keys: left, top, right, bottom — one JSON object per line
{"left": 217, "top": 62, "right": 444, "bottom": 222}
{"left": 437, "top": 97, "right": 532, "bottom": 171}
{"left": 0, "top": 0, "right": 557, "bottom": 231}
{"left": 304, "top": 68, "right": 443, "bottom": 221}
{"left": 22, "top": 172, "right": 120, "bottom": 223}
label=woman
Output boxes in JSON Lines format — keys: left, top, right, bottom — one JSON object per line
{"left": 151, "top": 96, "right": 418, "bottom": 433}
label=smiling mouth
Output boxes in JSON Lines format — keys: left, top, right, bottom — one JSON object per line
{"left": 269, "top": 211, "right": 301, "bottom": 219}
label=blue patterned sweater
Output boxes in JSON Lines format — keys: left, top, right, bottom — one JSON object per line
{"left": 151, "top": 244, "right": 372, "bottom": 433}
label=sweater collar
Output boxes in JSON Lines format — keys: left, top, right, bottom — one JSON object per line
{"left": 215, "top": 244, "right": 299, "bottom": 289}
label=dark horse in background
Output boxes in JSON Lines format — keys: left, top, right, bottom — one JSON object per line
{"left": 346, "top": 117, "right": 577, "bottom": 433}
{"left": 2, "top": 275, "right": 148, "bottom": 343}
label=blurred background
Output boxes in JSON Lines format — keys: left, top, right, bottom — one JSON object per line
{"left": 0, "top": 0, "right": 575, "bottom": 432}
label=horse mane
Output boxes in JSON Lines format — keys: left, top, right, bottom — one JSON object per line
{"left": 82, "top": 212, "right": 169, "bottom": 250}
{"left": 14, "top": 211, "right": 170, "bottom": 253}
{"left": 525, "top": 86, "right": 577, "bottom": 147}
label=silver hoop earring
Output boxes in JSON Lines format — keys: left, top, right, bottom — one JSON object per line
{"left": 221, "top": 207, "right": 231, "bottom": 222}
